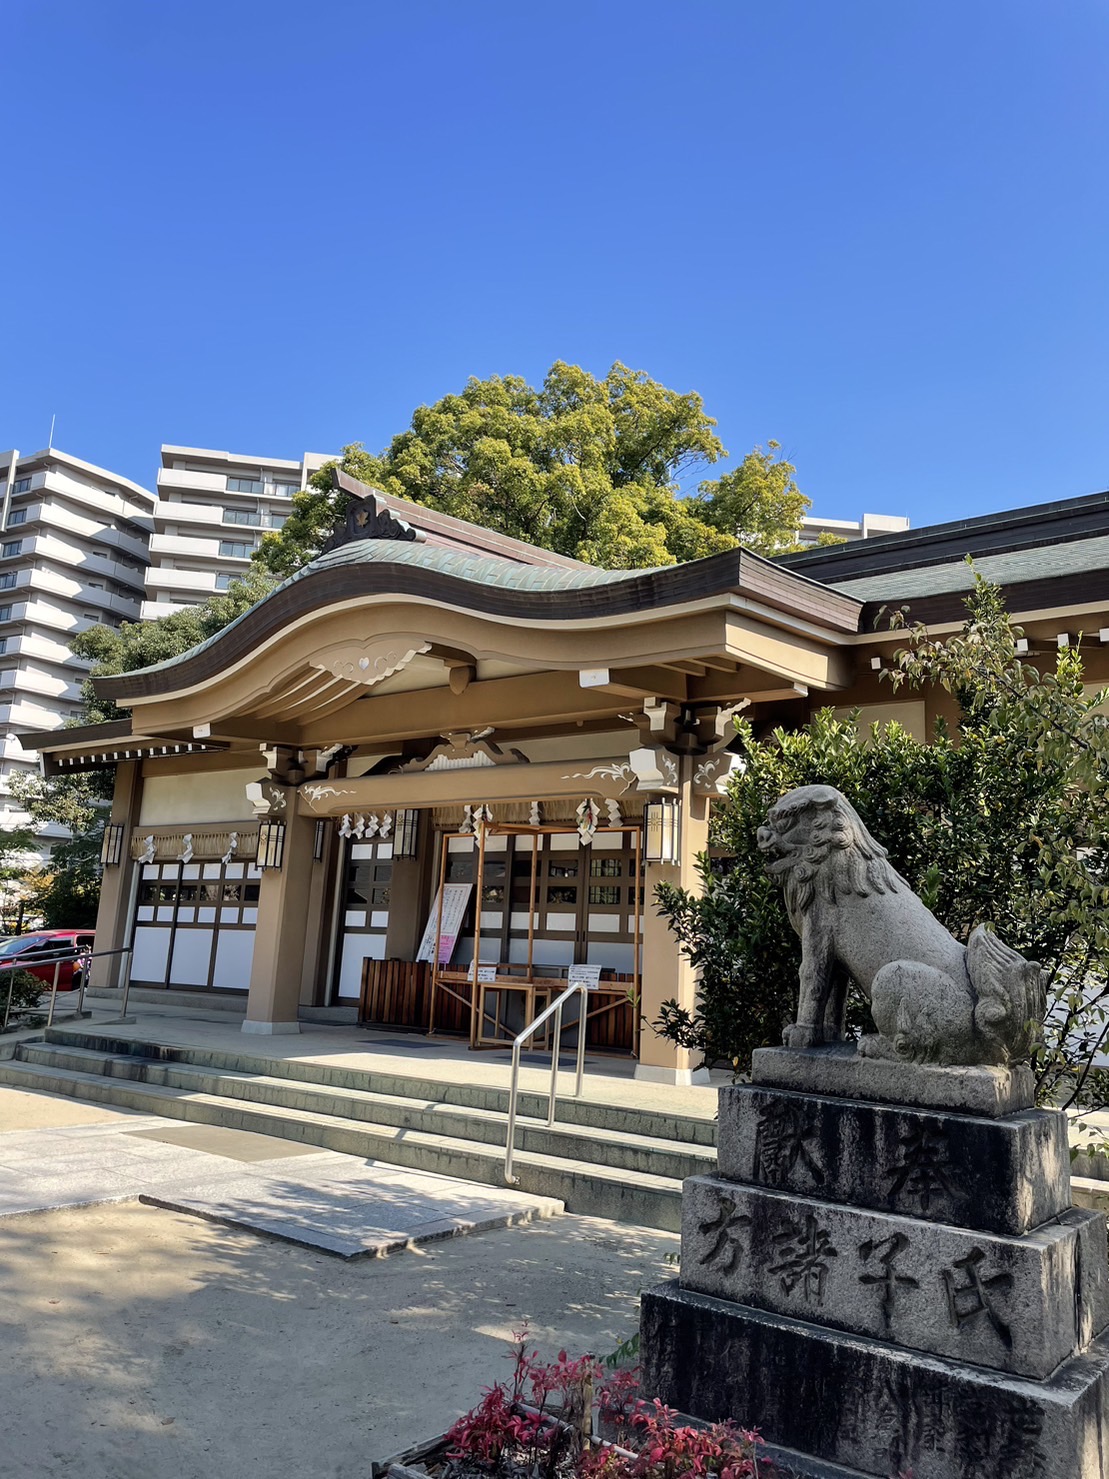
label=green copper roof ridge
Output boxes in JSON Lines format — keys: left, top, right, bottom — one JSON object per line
{"left": 129, "top": 539, "right": 670, "bottom": 679}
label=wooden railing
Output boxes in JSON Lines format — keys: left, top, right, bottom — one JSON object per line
{"left": 360, "top": 959, "right": 462, "bottom": 1033}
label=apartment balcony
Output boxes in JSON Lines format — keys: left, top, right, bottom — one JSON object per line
{"left": 12, "top": 504, "right": 150, "bottom": 568}
{"left": 1, "top": 469, "right": 46, "bottom": 498}
{"left": 0, "top": 732, "right": 38, "bottom": 761}
{"left": 2, "top": 632, "right": 90, "bottom": 666}
{"left": 14, "top": 499, "right": 94, "bottom": 541}
{"left": 0, "top": 698, "right": 77, "bottom": 731}
{"left": 14, "top": 602, "right": 120, "bottom": 638}
{"left": 44, "top": 504, "right": 152, "bottom": 560}
{"left": 149, "top": 532, "right": 258, "bottom": 562}
{"left": 0, "top": 535, "right": 145, "bottom": 593}
{"left": 152, "top": 500, "right": 227, "bottom": 530}
{"left": 150, "top": 531, "right": 220, "bottom": 560}
{"left": 39, "top": 467, "right": 155, "bottom": 520}
{"left": 157, "top": 466, "right": 303, "bottom": 501}
{"left": 21, "top": 573, "right": 139, "bottom": 623}
{"left": 42, "top": 536, "right": 146, "bottom": 585}
{"left": 152, "top": 500, "right": 287, "bottom": 534}
{"left": 20, "top": 601, "right": 80, "bottom": 634}
{"left": 95, "top": 524, "right": 152, "bottom": 562}
{"left": 157, "top": 467, "right": 227, "bottom": 496}
{"left": 141, "top": 598, "right": 189, "bottom": 620}
{"left": 0, "top": 667, "right": 85, "bottom": 703}
{"left": 144, "top": 566, "right": 219, "bottom": 595}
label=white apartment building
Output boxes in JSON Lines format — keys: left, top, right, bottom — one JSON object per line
{"left": 797, "top": 511, "right": 910, "bottom": 546}
{"left": 143, "top": 446, "right": 335, "bottom": 618}
{"left": 0, "top": 447, "right": 155, "bottom": 846}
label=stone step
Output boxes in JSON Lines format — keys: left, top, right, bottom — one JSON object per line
{"left": 0, "top": 1055, "right": 685, "bottom": 1230}
{"left": 42, "top": 1026, "right": 716, "bottom": 1147}
{"left": 84, "top": 986, "right": 247, "bottom": 1015}
{"left": 16, "top": 1041, "right": 714, "bottom": 1181}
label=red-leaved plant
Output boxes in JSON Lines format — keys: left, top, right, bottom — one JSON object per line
{"left": 443, "top": 1334, "right": 766, "bottom": 1479}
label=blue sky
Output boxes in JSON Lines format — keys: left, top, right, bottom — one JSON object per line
{"left": 3, "top": 1, "right": 1108, "bottom": 529}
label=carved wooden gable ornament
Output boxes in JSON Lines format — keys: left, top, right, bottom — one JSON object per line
{"left": 399, "top": 729, "right": 530, "bottom": 772}
{"left": 319, "top": 471, "right": 426, "bottom": 555}
{"left": 310, "top": 636, "right": 433, "bottom": 687}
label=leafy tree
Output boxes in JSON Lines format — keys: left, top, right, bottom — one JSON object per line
{"left": 9, "top": 768, "right": 109, "bottom": 928}
{"left": 0, "top": 822, "right": 43, "bottom": 933}
{"left": 681, "top": 443, "right": 808, "bottom": 554}
{"left": 654, "top": 575, "right": 1109, "bottom": 1114}
{"left": 20, "top": 840, "right": 101, "bottom": 929}
{"left": 256, "top": 363, "right": 811, "bottom": 575}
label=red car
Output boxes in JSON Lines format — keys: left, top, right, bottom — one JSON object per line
{"left": 0, "top": 930, "right": 95, "bottom": 991}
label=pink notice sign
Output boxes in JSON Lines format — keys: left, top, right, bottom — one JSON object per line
{"left": 416, "top": 883, "right": 474, "bottom": 965}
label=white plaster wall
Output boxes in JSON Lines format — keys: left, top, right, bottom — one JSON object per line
{"left": 138, "top": 768, "right": 266, "bottom": 825}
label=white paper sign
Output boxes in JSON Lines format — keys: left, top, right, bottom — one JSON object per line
{"left": 568, "top": 963, "right": 603, "bottom": 991}
{"left": 416, "top": 883, "right": 474, "bottom": 965}
{"left": 472, "top": 964, "right": 498, "bottom": 983}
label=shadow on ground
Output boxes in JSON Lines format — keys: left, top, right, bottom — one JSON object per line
{"left": 0, "top": 1196, "right": 676, "bottom": 1479}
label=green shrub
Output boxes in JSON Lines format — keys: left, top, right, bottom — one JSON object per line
{"left": 0, "top": 967, "right": 46, "bottom": 1026}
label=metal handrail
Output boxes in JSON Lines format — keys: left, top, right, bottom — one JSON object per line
{"left": 504, "top": 980, "right": 588, "bottom": 1185}
{"left": 74, "top": 946, "right": 134, "bottom": 1018}
{"left": 0, "top": 945, "right": 134, "bottom": 1031}
{"left": 0, "top": 947, "right": 90, "bottom": 1030}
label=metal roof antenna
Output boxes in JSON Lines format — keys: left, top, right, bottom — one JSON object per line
{"left": 47, "top": 413, "right": 56, "bottom": 450}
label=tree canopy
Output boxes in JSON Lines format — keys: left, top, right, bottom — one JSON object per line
{"left": 257, "top": 362, "right": 812, "bottom": 576}
{"left": 9, "top": 768, "right": 107, "bottom": 927}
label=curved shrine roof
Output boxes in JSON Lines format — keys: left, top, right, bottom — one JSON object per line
{"left": 95, "top": 535, "right": 863, "bottom": 706}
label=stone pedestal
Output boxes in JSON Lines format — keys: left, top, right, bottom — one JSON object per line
{"left": 640, "top": 1055, "right": 1109, "bottom": 1478}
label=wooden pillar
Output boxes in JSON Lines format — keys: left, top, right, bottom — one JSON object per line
{"left": 243, "top": 804, "right": 315, "bottom": 1034}
{"left": 93, "top": 760, "right": 143, "bottom": 989}
{"left": 635, "top": 757, "right": 711, "bottom": 1086}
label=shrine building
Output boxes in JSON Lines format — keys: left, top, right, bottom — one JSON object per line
{"left": 27, "top": 475, "right": 1109, "bottom": 1085}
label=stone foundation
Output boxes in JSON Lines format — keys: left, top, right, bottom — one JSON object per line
{"left": 642, "top": 1282, "right": 1109, "bottom": 1479}
{"left": 640, "top": 1060, "right": 1109, "bottom": 1477}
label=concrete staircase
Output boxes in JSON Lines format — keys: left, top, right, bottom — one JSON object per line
{"left": 0, "top": 1026, "right": 716, "bottom": 1230}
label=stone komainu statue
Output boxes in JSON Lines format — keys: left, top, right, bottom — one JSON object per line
{"left": 756, "top": 784, "right": 1045, "bottom": 1067}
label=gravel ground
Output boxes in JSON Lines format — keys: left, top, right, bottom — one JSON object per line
{"left": 0, "top": 1198, "right": 677, "bottom": 1479}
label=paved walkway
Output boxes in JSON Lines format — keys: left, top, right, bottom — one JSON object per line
{"left": 0, "top": 1085, "right": 562, "bottom": 1256}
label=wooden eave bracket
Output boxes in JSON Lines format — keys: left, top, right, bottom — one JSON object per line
{"left": 625, "top": 697, "right": 750, "bottom": 755}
